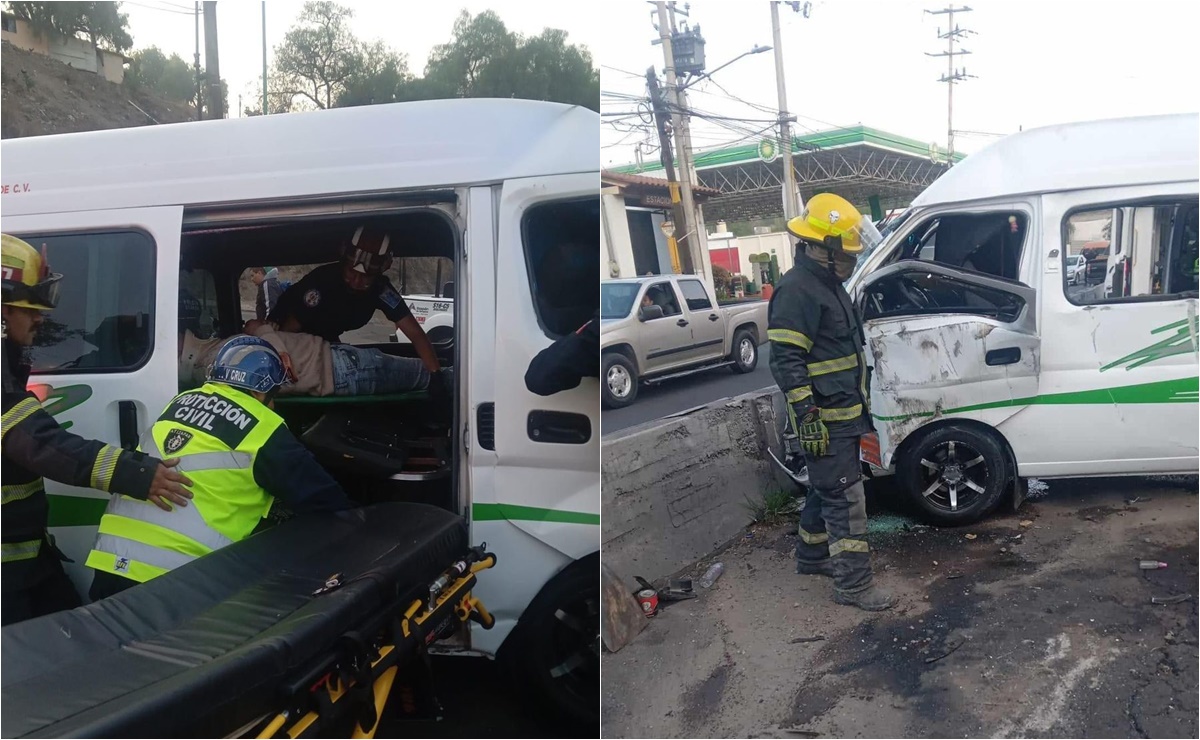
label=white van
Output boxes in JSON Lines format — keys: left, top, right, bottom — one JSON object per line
{"left": 846, "top": 113, "right": 1198, "bottom": 524}
{"left": 0, "top": 99, "right": 600, "bottom": 721}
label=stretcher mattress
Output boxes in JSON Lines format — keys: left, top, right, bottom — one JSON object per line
{"left": 1, "top": 502, "right": 466, "bottom": 738}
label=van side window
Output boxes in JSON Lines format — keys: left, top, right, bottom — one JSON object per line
{"left": 17, "top": 231, "right": 155, "bottom": 374}
{"left": 862, "top": 269, "right": 1026, "bottom": 323}
{"left": 523, "top": 198, "right": 600, "bottom": 338}
{"left": 896, "top": 212, "right": 1027, "bottom": 280}
{"left": 1063, "top": 199, "right": 1199, "bottom": 305}
{"left": 678, "top": 279, "right": 712, "bottom": 311}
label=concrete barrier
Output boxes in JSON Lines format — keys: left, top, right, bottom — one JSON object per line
{"left": 602, "top": 387, "right": 793, "bottom": 582}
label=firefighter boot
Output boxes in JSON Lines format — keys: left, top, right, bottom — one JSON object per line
{"left": 833, "top": 584, "right": 896, "bottom": 612}
{"left": 796, "top": 559, "right": 835, "bottom": 577}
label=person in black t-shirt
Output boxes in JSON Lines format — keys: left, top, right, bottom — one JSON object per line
{"left": 268, "top": 225, "right": 443, "bottom": 385}
{"left": 524, "top": 309, "right": 599, "bottom": 396}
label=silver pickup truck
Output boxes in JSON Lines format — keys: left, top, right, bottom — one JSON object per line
{"left": 600, "top": 275, "right": 769, "bottom": 408}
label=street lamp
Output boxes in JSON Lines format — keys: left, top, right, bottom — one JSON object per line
{"left": 681, "top": 45, "right": 773, "bottom": 90}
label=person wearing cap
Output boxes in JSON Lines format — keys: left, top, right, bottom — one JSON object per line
{"left": 267, "top": 225, "right": 441, "bottom": 371}
{"left": 86, "top": 335, "right": 352, "bottom": 601}
{"left": 250, "top": 266, "right": 284, "bottom": 322}
{"left": 767, "top": 194, "right": 894, "bottom": 612}
{"left": 2, "top": 234, "right": 194, "bottom": 625}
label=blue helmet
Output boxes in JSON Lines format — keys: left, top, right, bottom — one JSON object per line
{"left": 208, "top": 335, "right": 287, "bottom": 394}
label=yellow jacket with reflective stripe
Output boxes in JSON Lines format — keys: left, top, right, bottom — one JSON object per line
{"left": 85, "top": 383, "right": 283, "bottom": 584}
{"left": 2, "top": 339, "right": 158, "bottom": 591}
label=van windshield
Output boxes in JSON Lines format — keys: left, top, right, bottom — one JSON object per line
{"left": 601, "top": 283, "right": 640, "bottom": 319}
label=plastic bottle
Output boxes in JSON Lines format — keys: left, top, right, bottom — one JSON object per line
{"left": 1139, "top": 560, "right": 1168, "bottom": 570}
{"left": 698, "top": 562, "right": 725, "bottom": 588}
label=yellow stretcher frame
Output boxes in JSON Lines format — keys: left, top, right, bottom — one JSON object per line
{"left": 252, "top": 551, "right": 497, "bottom": 739}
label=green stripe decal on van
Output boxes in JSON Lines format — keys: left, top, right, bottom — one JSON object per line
{"left": 473, "top": 503, "right": 600, "bottom": 526}
{"left": 873, "top": 376, "right": 1198, "bottom": 423}
{"left": 47, "top": 495, "right": 109, "bottom": 528}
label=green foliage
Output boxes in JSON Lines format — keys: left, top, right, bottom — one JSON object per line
{"left": 742, "top": 489, "right": 800, "bottom": 525}
{"left": 8, "top": 1, "right": 133, "bottom": 52}
{"left": 126, "top": 46, "right": 193, "bottom": 102}
{"left": 249, "top": 3, "right": 597, "bottom": 114}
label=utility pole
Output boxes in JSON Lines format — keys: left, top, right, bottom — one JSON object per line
{"left": 646, "top": 69, "right": 691, "bottom": 274}
{"left": 261, "top": 1, "right": 269, "bottom": 115}
{"left": 925, "top": 5, "right": 976, "bottom": 160}
{"left": 771, "top": 1, "right": 800, "bottom": 222}
{"left": 202, "top": 2, "right": 223, "bottom": 119}
{"left": 193, "top": 1, "right": 201, "bottom": 119}
{"left": 656, "top": 1, "right": 702, "bottom": 278}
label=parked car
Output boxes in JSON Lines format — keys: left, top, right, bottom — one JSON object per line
{"left": 1066, "top": 253, "right": 1087, "bottom": 284}
{"left": 600, "top": 276, "right": 768, "bottom": 408}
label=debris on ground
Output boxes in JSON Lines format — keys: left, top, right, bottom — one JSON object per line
{"left": 923, "top": 638, "right": 965, "bottom": 664}
{"left": 1019, "top": 520, "right": 1034, "bottom": 528}
{"left": 789, "top": 636, "right": 826, "bottom": 644}
{"left": 1151, "top": 594, "right": 1192, "bottom": 605}
{"left": 964, "top": 533, "right": 977, "bottom": 540}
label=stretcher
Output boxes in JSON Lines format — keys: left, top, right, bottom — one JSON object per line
{"left": 1, "top": 502, "right": 495, "bottom": 739}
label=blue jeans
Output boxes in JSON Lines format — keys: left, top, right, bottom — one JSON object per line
{"left": 329, "top": 345, "right": 429, "bottom": 396}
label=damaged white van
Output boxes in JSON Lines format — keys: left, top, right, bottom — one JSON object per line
{"left": 847, "top": 113, "right": 1198, "bottom": 524}
{"left": 0, "top": 99, "right": 599, "bottom": 731}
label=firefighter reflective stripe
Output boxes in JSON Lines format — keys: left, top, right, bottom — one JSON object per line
{"left": 88, "top": 534, "right": 194, "bottom": 575}
{"left": 799, "top": 527, "right": 829, "bottom": 545}
{"left": 2, "top": 479, "right": 43, "bottom": 504}
{"left": 830, "top": 538, "right": 869, "bottom": 556}
{"left": 768, "top": 328, "right": 813, "bottom": 351}
{"left": 809, "top": 354, "right": 858, "bottom": 376}
{"left": 786, "top": 386, "right": 813, "bottom": 404}
{"left": 89, "top": 445, "right": 122, "bottom": 492}
{"left": 1, "top": 539, "right": 43, "bottom": 563}
{"left": 140, "top": 433, "right": 252, "bottom": 472}
{"left": 1, "top": 397, "right": 41, "bottom": 441}
{"left": 820, "top": 404, "right": 864, "bottom": 422}
{"left": 104, "top": 494, "right": 235, "bottom": 552}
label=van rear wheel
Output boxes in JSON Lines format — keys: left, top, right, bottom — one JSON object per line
{"left": 500, "top": 557, "right": 599, "bottom": 726}
{"left": 897, "top": 423, "right": 1009, "bottom": 525}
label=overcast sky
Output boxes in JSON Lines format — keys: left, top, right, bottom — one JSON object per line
{"left": 599, "top": 0, "right": 1200, "bottom": 168}
{"left": 119, "top": 0, "right": 601, "bottom": 117}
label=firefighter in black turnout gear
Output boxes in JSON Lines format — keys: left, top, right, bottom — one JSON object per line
{"left": 766, "top": 194, "right": 895, "bottom": 612}
{"left": 1, "top": 234, "right": 194, "bottom": 625}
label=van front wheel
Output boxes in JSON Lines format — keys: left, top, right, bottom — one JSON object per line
{"left": 897, "top": 424, "right": 1009, "bottom": 525}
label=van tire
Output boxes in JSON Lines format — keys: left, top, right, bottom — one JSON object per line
{"left": 602, "top": 352, "right": 638, "bottom": 409}
{"left": 897, "top": 423, "right": 1009, "bottom": 526}
{"left": 499, "top": 556, "right": 599, "bottom": 726}
{"left": 729, "top": 328, "right": 758, "bottom": 374}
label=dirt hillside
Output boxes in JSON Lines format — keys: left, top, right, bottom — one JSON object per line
{"left": 2, "top": 40, "right": 193, "bottom": 139}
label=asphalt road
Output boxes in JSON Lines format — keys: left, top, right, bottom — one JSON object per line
{"left": 603, "top": 474, "right": 1199, "bottom": 738}
{"left": 602, "top": 342, "right": 776, "bottom": 435}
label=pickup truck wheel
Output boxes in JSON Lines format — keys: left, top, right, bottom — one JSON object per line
{"left": 729, "top": 329, "right": 758, "bottom": 374}
{"left": 897, "top": 423, "right": 1009, "bottom": 525}
{"left": 602, "top": 353, "right": 638, "bottom": 408}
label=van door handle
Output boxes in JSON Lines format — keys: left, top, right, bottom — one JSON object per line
{"left": 985, "top": 347, "right": 1022, "bottom": 366}
{"left": 118, "top": 401, "right": 139, "bottom": 450}
{"left": 708, "top": 314, "right": 719, "bottom": 321}
{"left": 527, "top": 410, "right": 591, "bottom": 445}
{"left": 677, "top": 319, "right": 689, "bottom": 327}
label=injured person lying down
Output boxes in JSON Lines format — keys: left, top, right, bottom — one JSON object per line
{"left": 179, "top": 318, "right": 440, "bottom": 397}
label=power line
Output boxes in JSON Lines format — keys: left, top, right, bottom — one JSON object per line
{"left": 925, "top": 5, "right": 978, "bottom": 159}
{"left": 600, "top": 64, "right": 645, "bottom": 79}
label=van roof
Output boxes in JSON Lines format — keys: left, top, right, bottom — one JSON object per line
{"left": 0, "top": 99, "right": 598, "bottom": 217}
{"left": 912, "top": 113, "right": 1199, "bottom": 208}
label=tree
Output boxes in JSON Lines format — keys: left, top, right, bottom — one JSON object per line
{"left": 271, "top": 0, "right": 362, "bottom": 110}
{"left": 424, "top": 10, "right": 517, "bottom": 98}
{"left": 126, "top": 47, "right": 194, "bottom": 103}
{"left": 420, "top": 10, "right": 598, "bottom": 111}
{"left": 336, "top": 40, "right": 411, "bottom": 108}
{"left": 8, "top": 1, "right": 133, "bottom": 53}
